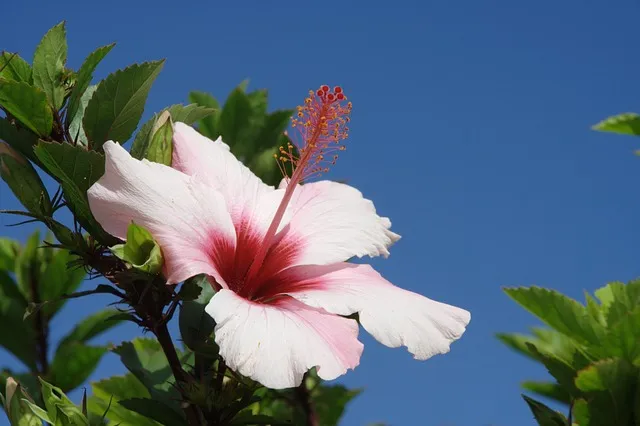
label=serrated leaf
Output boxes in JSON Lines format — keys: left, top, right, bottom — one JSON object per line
{"left": 188, "top": 91, "right": 220, "bottom": 138}
{"left": 525, "top": 342, "right": 587, "bottom": 398}
{"left": 593, "top": 112, "right": 640, "bottom": 136}
{"left": 59, "top": 309, "right": 123, "bottom": 347}
{"left": 521, "top": 395, "right": 568, "bottom": 426}
{"left": 34, "top": 141, "right": 114, "bottom": 245}
{"left": 130, "top": 103, "right": 215, "bottom": 160}
{"left": 66, "top": 44, "right": 114, "bottom": 128}
{"left": 504, "top": 286, "right": 605, "bottom": 346}
{"left": 0, "top": 52, "right": 32, "bottom": 83}
{"left": 110, "top": 223, "right": 163, "bottom": 273}
{"left": 32, "top": 22, "right": 67, "bottom": 110}
{"left": 603, "top": 307, "right": 640, "bottom": 361}
{"left": 521, "top": 381, "right": 570, "bottom": 405}
{"left": 0, "top": 80, "right": 53, "bottom": 136}
{"left": 49, "top": 343, "right": 106, "bottom": 392}
{"left": 117, "top": 398, "right": 184, "bottom": 426}
{"left": 68, "top": 85, "right": 97, "bottom": 146}
{"left": 0, "top": 143, "right": 52, "bottom": 216}
{"left": 83, "top": 61, "right": 164, "bottom": 149}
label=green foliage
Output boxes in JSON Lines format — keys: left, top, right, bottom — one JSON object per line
{"left": 592, "top": 113, "right": 640, "bottom": 136}
{"left": 83, "top": 61, "right": 164, "bottom": 149}
{"left": 0, "top": 80, "right": 53, "bottom": 136}
{"left": 111, "top": 223, "right": 163, "bottom": 274}
{"left": 501, "top": 280, "right": 640, "bottom": 425}
{"left": 188, "top": 82, "right": 294, "bottom": 186}
{"left": 32, "top": 22, "right": 68, "bottom": 110}
{"left": 0, "top": 52, "right": 33, "bottom": 83}
{"left": 145, "top": 111, "right": 174, "bottom": 165}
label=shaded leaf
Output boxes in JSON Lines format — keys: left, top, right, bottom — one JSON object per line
{"left": 0, "top": 271, "right": 37, "bottom": 370}
{"left": 230, "top": 412, "right": 291, "bottom": 425}
{"left": 188, "top": 91, "right": 219, "bottom": 138}
{"left": 39, "top": 249, "right": 86, "bottom": 316}
{"left": 179, "top": 275, "right": 216, "bottom": 353}
{"left": 521, "top": 381, "right": 570, "bottom": 405}
{"left": 218, "top": 88, "right": 252, "bottom": 156}
{"left": 83, "top": 61, "right": 164, "bottom": 149}
{"left": 0, "top": 118, "right": 39, "bottom": 163}
{"left": 59, "top": 309, "right": 124, "bottom": 347}
{"left": 49, "top": 343, "right": 106, "bottom": 392}
{"left": 0, "top": 80, "right": 52, "bottom": 136}
{"left": 522, "top": 395, "right": 568, "bottom": 426}
{"left": 66, "top": 44, "right": 114, "bottom": 128}
{"left": 32, "top": 22, "right": 67, "bottom": 110}
{"left": 118, "top": 398, "right": 184, "bottom": 426}
{"left": 312, "top": 384, "right": 361, "bottom": 426}
{"left": 89, "top": 374, "right": 160, "bottom": 426}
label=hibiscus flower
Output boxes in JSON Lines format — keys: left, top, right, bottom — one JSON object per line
{"left": 87, "top": 86, "right": 470, "bottom": 389}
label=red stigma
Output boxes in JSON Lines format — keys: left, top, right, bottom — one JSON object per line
{"left": 321, "top": 85, "right": 330, "bottom": 92}
{"left": 334, "top": 86, "right": 342, "bottom": 93}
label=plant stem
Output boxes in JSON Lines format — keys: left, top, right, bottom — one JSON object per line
{"left": 295, "top": 373, "right": 318, "bottom": 426}
{"left": 29, "top": 264, "right": 48, "bottom": 375}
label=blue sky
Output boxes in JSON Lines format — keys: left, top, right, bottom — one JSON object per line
{"left": 2, "top": 1, "right": 640, "bottom": 425}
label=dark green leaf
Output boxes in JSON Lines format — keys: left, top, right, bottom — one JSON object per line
{"left": 130, "top": 103, "right": 215, "bottom": 160}
{"left": 49, "top": 343, "right": 106, "bottom": 392}
{"left": 0, "top": 143, "right": 52, "bottom": 216}
{"left": 525, "top": 343, "right": 583, "bottom": 398}
{"left": 39, "top": 249, "right": 86, "bottom": 316}
{"left": 89, "top": 374, "right": 160, "bottom": 426}
{"left": 179, "top": 275, "right": 216, "bottom": 353}
{"left": 250, "top": 146, "right": 282, "bottom": 187}
{"left": 32, "top": 22, "right": 67, "bottom": 110}
{"left": 230, "top": 412, "right": 292, "bottom": 425}
{"left": 521, "top": 395, "right": 568, "bottom": 426}
{"left": 0, "top": 118, "right": 39, "bottom": 163}
{"left": 188, "top": 91, "right": 220, "bottom": 138}
{"left": 0, "top": 52, "right": 32, "bottom": 83}
{"left": 34, "top": 141, "right": 114, "bottom": 244}
{"left": 178, "top": 277, "right": 202, "bottom": 302}
{"left": 0, "top": 271, "right": 36, "bottom": 370}
{"left": 146, "top": 113, "right": 173, "bottom": 165}
{"left": 66, "top": 44, "right": 114, "bottom": 128}
{"left": 110, "top": 223, "right": 163, "bottom": 273}
{"left": 311, "top": 384, "right": 361, "bottom": 426}
{"left": 255, "top": 109, "right": 293, "bottom": 152}
{"left": 504, "top": 286, "right": 605, "bottom": 346}
{"left": 68, "top": 85, "right": 97, "bottom": 146}
{"left": 83, "top": 61, "right": 164, "bottom": 149}
{"left": 59, "top": 308, "right": 124, "bottom": 347}
{"left": 521, "top": 381, "right": 570, "bottom": 405}
{"left": 118, "top": 398, "right": 184, "bottom": 426}
{"left": 218, "top": 88, "right": 252, "bottom": 154}
{"left": 0, "top": 80, "right": 53, "bottom": 136}
{"left": 593, "top": 113, "right": 640, "bottom": 136}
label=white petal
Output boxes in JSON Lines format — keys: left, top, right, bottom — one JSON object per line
{"left": 281, "top": 263, "right": 470, "bottom": 360}
{"left": 206, "top": 290, "right": 363, "bottom": 389}
{"left": 87, "top": 141, "right": 236, "bottom": 285}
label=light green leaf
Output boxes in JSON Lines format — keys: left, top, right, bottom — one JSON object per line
{"left": 188, "top": 91, "right": 220, "bottom": 138}
{"left": 521, "top": 395, "right": 568, "bottom": 426}
{"left": 39, "top": 248, "right": 86, "bottom": 317}
{"left": 89, "top": 375, "right": 160, "bottom": 426}
{"left": 23, "top": 399, "right": 52, "bottom": 424}
{"left": 603, "top": 307, "right": 640, "bottom": 361}
{"left": 130, "top": 103, "right": 215, "bottom": 160}
{"left": 0, "top": 52, "right": 32, "bottom": 83}
{"left": 66, "top": 44, "right": 114, "bottom": 128}
{"left": 34, "top": 141, "right": 114, "bottom": 245}
{"left": 593, "top": 112, "right": 640, "bottom": 136}
{"left": 32, "top": 22, "right": 67, "bottom": 110}
{"left": 0, "top": 143, "right": 52, "bottom": 216}
{"left": 83, "top": 61, "right": 164, "bottom": 149}
{"left": 0, "top": 237, "right": 19, "bottom": 271}
{"left": 39, "top": 377, "right": 88, "bottom": 425}
{"left": 145, "top": 112, "right": 173, "bottom": 165}
{"left": 117, "top": 398, "right": 184, "bottom": 426}
{"left": 110, "top": 223, "right": 163, "bottom": 274}
{"left": 0, "top": 80, "right": 53, "bottom": 136}
{"left": 504, "top": 286, "right": 605, "bottom": 346}
{"left": 68, "top": 85, "right": 97, "bottom": 146}
{"left": 48, "top": 343, "right": 106, "bottom": 392}
{"left": 14, "top": 230, "right": 40, "bottom": 298}
{"left": 59, "top": 309, "right": 123, "bottom": 347}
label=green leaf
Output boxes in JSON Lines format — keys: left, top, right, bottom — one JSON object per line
{"left": 89, "top": 374, "right": 161, "bottom": 426}
{"left": 594, "top": 280, "right": 640, "bottom": 326}
{"left": 83, "top": 61, "right": 164, "bottom": 149}
{"left": 130, "top": 103, "right": 215, "bottom": 160}
{"left": 525, "top": 342, "right": 587, "bottom": 398}
{"left": 23, "top": 399, "right": 53, "bottom": 424}
{"left": 230, "top": 412, "right": 291, "bottom": 425}
{"left": 521, "top": 395, "right": 568, "bottom": 426}
{"left": 32, "top": 21, "right": 67, "bottom": 110}
{"left": 0, "top": 80, "right": 53, "bottom": 136}
{"left": 521, "top": 381, "right": 570, "bottom": 405}
{"left": 4, "top": 378, "right": 42, "bottom": 426}
{"left": 218, "top": 88, "right": 252, "bottom": 155}
{"left": 39, "top": 249, "right": 86, "bottom": 316}
{"left": 0, "top": 143, "right": 52, "bottom": 216}
{"left": 603, "top": 307, "right": 640, "bottom": 361}
{"left": 255, "top": 109, "right": 293, "bottom": 151}
{"left": 117, "top": 398, "right": 184, "bottom": 426}
{"left": 14, "top": 230, "right": 40, "bottom": 298}
{"left": 179, "top": 275, "right": 216, "bottom": 353}
{"left": 188, "top": 91, "right": 220, "bottom": 138}
{"left": 0, "top": 271, "right": 37, "bottom": 370}
{"left": 110, "top": 223, "right": 163, "bottom": 274}
{"left": 68, "top": 85, "right": 97, "bottom": 146}
{"left": 504, "top": 286, "right": 605, "bottom": 346}
{"left": 592, "top": 112, "right": 640, "bottom": 136}
{"left": 0, "top": 118, "right": 39, "bottom": 163}
{"left": 59, "top": 309, "right": 123, "bottom": 347}
{"left": 66, "top": 44, "right": 114, "bottom": 128}
{"left": 178, "top": 277, "right": 202, "bottom": 302}
{"left": 0, "top": 237, "right": 19, "bottom": 271}
{"left": 146, "top": 112, "right": 173, "bottom": 165}
{"left": 34, "top": 141, "right": 114, "bottom": 245}
{"left": 0, "top": 52, "right": 32, "bottom": 83}
{"left": 311, "top": 384, "right": 361, "bottom": 426}
{"left": 39, "top": 377, "right": 88, "bottom": 425}
{"left": 48, "top": 343, "right": 106, "bottom": 392}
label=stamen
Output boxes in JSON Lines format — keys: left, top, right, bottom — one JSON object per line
{"left": 245, "top": 85, "right": 352, "bottom": 286}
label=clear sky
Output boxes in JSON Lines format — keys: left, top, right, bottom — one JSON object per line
{"left": 2, "top": 1, "right": 640, "bottom": 425}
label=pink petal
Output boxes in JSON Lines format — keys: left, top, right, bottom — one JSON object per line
{"left": 87, "top": 141, "right": 236, "bottom": 285}
{"left": 277, "top": 263, "right": 470, "bottom": 360}
{"left": 273, "top": 180, "right": 401, "bottom": 267}
{"left": 206, "top": 289, "right": 363, "bottom": 389}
